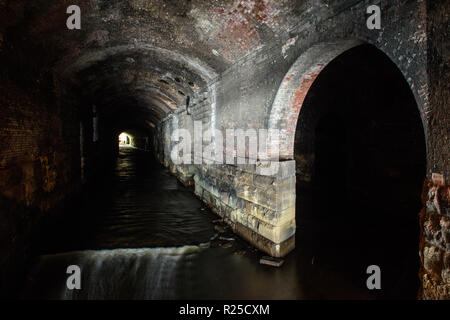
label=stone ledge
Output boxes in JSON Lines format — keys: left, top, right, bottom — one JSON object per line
{"left": 195, "top": 177, "right": 296, "bottom": 250}
{"left": 198, "top": 160, "right": 295, "bottom": 178}
{"left": 233, "top": 222, "right": 295, "bottom": 258}
{"left": 197, "top": 186, "right": 296, "bottom": 257}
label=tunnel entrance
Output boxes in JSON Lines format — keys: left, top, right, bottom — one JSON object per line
{"left": 119, "top": 132, "right": 134, "bottom": 147}
{"left": 294, "top": 44, "right": 426, "bottom": 298}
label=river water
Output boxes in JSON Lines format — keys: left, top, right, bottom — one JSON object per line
{"left": 21, "top": 147, "right": 416, "bottom": 299}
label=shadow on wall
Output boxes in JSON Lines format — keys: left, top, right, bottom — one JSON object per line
{"left": 294, "top": 44, "right": 427, "bottom": 299}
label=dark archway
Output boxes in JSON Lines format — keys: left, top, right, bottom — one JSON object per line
{"left": 294, "top": 44, "right": 426, "bottom": 298}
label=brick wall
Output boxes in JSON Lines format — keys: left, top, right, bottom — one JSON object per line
{"left": 0, "top": 75, "right": 81, "bottom": 296}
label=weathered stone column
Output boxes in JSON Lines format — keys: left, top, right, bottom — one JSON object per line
{"left": 194, "top": 160, "right": 296, "bottom": 257}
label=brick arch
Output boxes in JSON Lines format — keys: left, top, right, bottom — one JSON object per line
{"left": 268, "top": 40, "right": 365, "bottom": 160}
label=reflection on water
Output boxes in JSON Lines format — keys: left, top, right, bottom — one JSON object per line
{"left": 90, "top": 147, "right": 216, "bottom": 249}
{"left": 22, "top": 148, "right": 403, "bottom": 300}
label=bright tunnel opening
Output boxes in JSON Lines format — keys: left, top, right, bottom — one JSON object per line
{"left": 119, "top": 132, "right": 134, "bottom": 147}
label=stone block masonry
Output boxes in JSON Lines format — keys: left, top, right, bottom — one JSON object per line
{"left": 193, "top": 161, "right": 296, "bottom": 257}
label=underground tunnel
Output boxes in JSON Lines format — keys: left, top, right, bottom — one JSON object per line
{"left": 0, "top": 0, "right": 448, "bottom": 301}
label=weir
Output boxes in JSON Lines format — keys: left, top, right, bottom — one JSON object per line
{"left": 26, "top": 246, "right": 202, "bottom": 300}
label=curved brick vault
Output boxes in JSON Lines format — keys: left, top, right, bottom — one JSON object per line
{"left": 268, "top": 40, "right": 365, "bottom": 160}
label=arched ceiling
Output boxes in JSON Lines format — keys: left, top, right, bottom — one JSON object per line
{"left": 0, "top": 0, "right": 310, "bottom": 127}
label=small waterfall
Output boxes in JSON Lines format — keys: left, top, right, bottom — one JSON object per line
{"left": 25, "top": 245, "right": 206, "bottom": 300}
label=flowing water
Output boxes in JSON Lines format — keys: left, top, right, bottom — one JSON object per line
{"left": 21, "top": 147, "right": 414, "bottom": 300}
